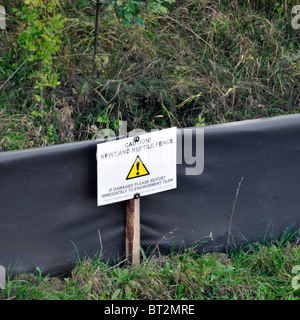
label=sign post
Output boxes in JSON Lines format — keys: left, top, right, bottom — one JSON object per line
{"left": 97, "top": 127, "right": 177, "bottom": 265}
{"left": 126, "top": 197, "right": 140, "bottom": 265}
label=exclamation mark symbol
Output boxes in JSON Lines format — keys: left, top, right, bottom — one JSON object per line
{"left": 136, "top": 160, "right": 140, "bottom": 175}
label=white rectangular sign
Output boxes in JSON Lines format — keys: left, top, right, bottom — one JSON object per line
{"left": 97, "top": 127, "right": 177, "bottom": 206}
{"left": 0, "top": 6, "right": 6, "bottom": 30}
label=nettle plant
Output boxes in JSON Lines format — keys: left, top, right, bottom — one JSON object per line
{"left": 92, "top": 0, "right": 175, "bottom": 74}
{"left": 13, "top": 0, "right": 65, "bottom": 108}
{"left": 107, "top": 0, "right": 176, "bottom": 26}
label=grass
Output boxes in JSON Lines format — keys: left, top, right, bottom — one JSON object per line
{"left": 1, "top": 0, "right": 299, "bottom": 150}
{"left": 0, "top": 0, "right": 299, "bottom": 301}
{"left": 1, "top": 234, "right": 300, "bottom": 300}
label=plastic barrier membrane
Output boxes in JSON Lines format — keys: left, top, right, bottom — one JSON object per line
{"left": 1, "top": 114, "right": 300, "bottom": 276}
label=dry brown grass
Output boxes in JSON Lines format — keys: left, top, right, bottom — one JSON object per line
{"left": 1, "top": 0, "right": 299, "bottom": 148}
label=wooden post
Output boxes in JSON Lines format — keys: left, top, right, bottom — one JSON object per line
{"left": 93, "top": 0, "right": 101, "bottom": 76}
{"left": 125, "top": 197, "right": 140, "bottom": 266}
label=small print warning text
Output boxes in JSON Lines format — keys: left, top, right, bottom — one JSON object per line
{"left": 101, "top": 176, "right": 174, "bottom": 199}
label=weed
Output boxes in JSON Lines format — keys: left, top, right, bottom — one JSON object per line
{"left": 1, "top": 0, "right": 299, "bottom": 150}
{"left": 1, "top": 236, "right": 299, "bottom": 300}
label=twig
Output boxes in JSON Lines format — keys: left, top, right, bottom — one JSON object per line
{"left": 150, "top": 230, "right": 175, "bottom": 257}
{"left": 98, "top": 229, "right": 103, "bottom": 259}
{"left": 98, "top": 259, "right": 127, "bottom": 276}
{"left": 0, "top": 52, "right": 34, "bottom": 91}
{"left": 91, "top": 85, "right": 109, "bottom": 104}
{"left": 93, "top": 0, "right": 101, "bottom": 76}
{"left": 226, "top": 177, "right": 244, "bottom": 254}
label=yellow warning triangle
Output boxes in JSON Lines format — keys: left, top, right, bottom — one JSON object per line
{"left": 126, "top": 155, "right": 150, "bottom": 180}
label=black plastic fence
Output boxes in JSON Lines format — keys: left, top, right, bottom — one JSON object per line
{"left": 1, "top": 114, "right": 300, "bottom": 276}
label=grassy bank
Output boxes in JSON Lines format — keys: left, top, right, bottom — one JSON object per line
{"left": 1, "top": 0, "right": 299, "bottom": 150}
{"left": 0, "top": 0, "right": 300, "bottom": 301}
{"left": 1, "top": 235, "right": 300, "bottom": 300}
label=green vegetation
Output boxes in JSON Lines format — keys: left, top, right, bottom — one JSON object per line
{"left": 1, "top": 233, "right": 300, "bottom": 300}
{"left": 1, "top": 0, "right": 299, "bottom": 150}
{"left": 12, "top": 0, "right": 66, "bottom": 108}
{"left": 0, "top": 0, "right": 299, "bottom": 300}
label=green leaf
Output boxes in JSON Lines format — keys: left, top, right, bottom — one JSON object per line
{"left": 122, "top": 19, "right": 132, "bottom": 26}
{"left": 34, "top": 95, "right": 41, "bottom": 102}
{"left": 97, "top": 116, "right": 106, "bottom": 123}
{"left": 124, "top": 11, "right": 133, "bottom": 21}
{"left": 111, "top": 289, "right": 122, "bottom": 300}
{"left": 134, "top": 16, "right": 144, "bottom": 26}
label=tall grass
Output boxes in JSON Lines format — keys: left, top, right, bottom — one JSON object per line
{"left": 1, "top": 233, "right": 300, "bottom": 300}
{"left": 1, "top": 0, "right": 299, "bottom": 150}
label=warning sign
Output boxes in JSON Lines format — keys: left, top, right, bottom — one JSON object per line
{"left": 126, "top": 156, "right": 150, "bottom": 180}
{"left": 97, "top": 127, "right": 177, "bottom": 206}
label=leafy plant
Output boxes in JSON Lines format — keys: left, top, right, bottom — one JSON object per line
{"left": 195, "top": 115, "right": 206, "bottom": 127}
{"left": 107, "top": 0, "right": 176, "bottom": 26}
{"left": 13, "top": 0, "right": 66, "bottom": 108}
